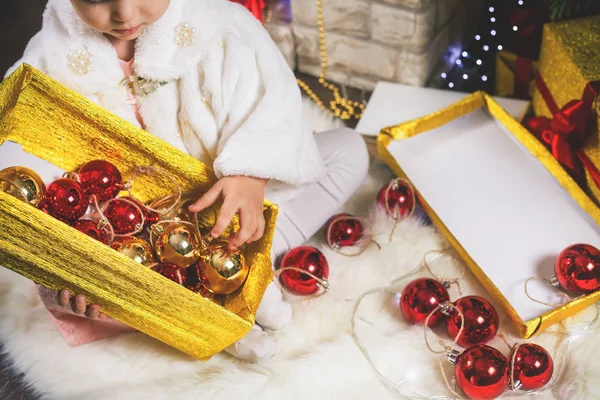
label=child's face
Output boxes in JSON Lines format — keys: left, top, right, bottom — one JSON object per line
{"left": 70, "top": 0, "right": 170, "bottom": 40}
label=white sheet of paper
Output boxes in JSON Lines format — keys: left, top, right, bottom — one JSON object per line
{"left": 0, "top": 141, "right": 65, "bottom": 183}
{"left": 356, "top": 82, "right": 531, "bottom": 136}
{"left": 387, "top": 108, "right": 600, "bottom": 322}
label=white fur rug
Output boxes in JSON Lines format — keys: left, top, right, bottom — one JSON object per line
{"left": 1, "top": 99, "right": 600, "bottom": 400}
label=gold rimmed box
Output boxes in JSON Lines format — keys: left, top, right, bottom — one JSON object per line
{"left": 0, "top": 64, "right": 277, "bottom": 360}
{"left": 378, "top": 91, "right": 600, "bottom": 338}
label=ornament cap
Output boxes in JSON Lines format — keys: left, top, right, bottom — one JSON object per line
{"left": 439, "top": 301, "right": 453, "bottom": 316}
{"left": 511, "top": 379, "right": 523, "bottom": 391}
{"left": 447, "top": 349, "right": 461, "bottom": 364}
{"left": 550, "top": 274, "right": 560, "bottom": 287}
{"left": 317, "top": 277, "right": 330, "bottom": 290}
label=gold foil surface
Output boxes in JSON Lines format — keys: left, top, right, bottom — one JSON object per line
{"left": 378, "top": 91, "right": 600, "bottom": 338}
{"left": 494, "top": 50, "right": 538, "bottom": 98}
{"left": 532, "top": 16, "right": 600, "bottom": 205}
{"left": 0, "top": 65, "right": 277, "bottom": 360}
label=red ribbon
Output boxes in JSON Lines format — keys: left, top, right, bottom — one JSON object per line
{"left": 229, "top": 0, "right": 266, "bottom": 22}
{"left": 526, "top": 75, "right": 600, "bottom": 190}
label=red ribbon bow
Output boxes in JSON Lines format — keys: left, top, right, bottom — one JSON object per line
{"left": 526, "top": 75, "right": 600, "bottom": 190}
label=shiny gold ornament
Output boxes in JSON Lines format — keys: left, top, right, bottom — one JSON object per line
{"left": 196, "top": 240, "right": 249, "bottom": 295}
{"left": 150, "top": 194, "right": 196, "bottom": 223}
{"left": 152, "top": 222, "right": 201, "bottom": 268}
{"left": 0, "top": 166, "right": 46, "bottom": 207}
{"left": 111, "top": 236, "right": 156, "bottom": 266}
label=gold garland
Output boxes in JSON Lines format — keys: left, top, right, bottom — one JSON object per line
{"left": 265, "top": 0, "right": 364, "bottom": 121}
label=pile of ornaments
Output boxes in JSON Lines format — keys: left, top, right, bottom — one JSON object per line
{"left": 0, "top": 161, "right": 249, "bottom": 300}
{"left": 275, "top": 178, "right": 416, "bottom": 297}
{"left": 400, "top": 276, "right": 554, "bottom": 399}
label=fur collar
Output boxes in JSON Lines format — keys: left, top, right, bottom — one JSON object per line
{"left": 39, "top": 0, "right": 242, "bottom": 93}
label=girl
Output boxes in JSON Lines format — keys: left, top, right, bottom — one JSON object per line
{"left": 6, "top": 0, "right": 369, "bottom": 362}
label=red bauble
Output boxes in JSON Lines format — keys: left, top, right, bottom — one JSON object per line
{"left": 447, "top": 296, "right": 499, "bottom": 348}
{"left": 78, "top": 160, "right": 123, "bottom": 203}
{"left": 553, "top": 244, "right": 600, "bottom": 294}
{"left": 73, "top": 219, "right": 110, "bottom": 244}
{"left": 43, "top": 178, "right": 89, "bottom": 224}
{"left": 103, "top": 198, "right": 144, "bottom": 235}
{"left": 279, "top": 246, "right": 329, "bottom": 295}
{"left": 400, "top": 278, "right": 450, "bottom": 326}
{"left": 120, "top": 196, "right": 160, "bottom": 229}
{"left": 511, "top": 343, "right": 553, "bottom": 390}
{"left": 454, "top": 345, "right": 510, "bottom": 400}
{"left": 377, "top": 179, "right": 415, "bottom": 219}
{"left": 151, "top": 263, "right": 187, "bottom": 285}
{"left": 325, "top": 213, "right": 364, "bottom": 248}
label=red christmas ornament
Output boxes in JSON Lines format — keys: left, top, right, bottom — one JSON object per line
{"left": 121, "top": 196, "right": 160, "bottom": 229}
{"left": 511, "top": 343, "right": 554, "bottom": 391}
{"left": 229, "top": 0, "right": 265, "bottom": 22}
{"left": 78, "top": 160, "right": 123, "bottom": 203}
{"left": 325, "top": 213, "right": 364, "bottom": 248}
{"left": 43, "top": 178, "right": 89, "bottom": 224}
{"left": 552, "top": 244, "right": 600, "bottom": 294}
{"left": 103, "top": 198, "right": 144, "bottom": 235}
{"left": 446, "top": 296, "right": 499, "bottom": 348}
{"left": 151, "top": 263, "right": 187, "bottom": 286}
{"left": 279, "top": 246, "right": 329, "bottom": 295}
{"left": 453, "top": 345, "right": 510, "bottom": 400}
{"left": 377, "top": 179, "right": 415, "bottom": 219}
{"left": 73, "top": 219, "right": 111, "bottom": 245}
{"left": 400, "top": 278, "right": 450, "bottom": 326}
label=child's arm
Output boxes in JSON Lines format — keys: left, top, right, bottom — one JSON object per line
{"left": 188, "top": 7, "right": 327, "bottom": 246}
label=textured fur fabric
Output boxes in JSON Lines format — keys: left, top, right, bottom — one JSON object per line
{"left": 6, "top": 0, "right": 326, "bottom": 200}
{"left": 1, "top": 152, "right": 599, "bottom": 399}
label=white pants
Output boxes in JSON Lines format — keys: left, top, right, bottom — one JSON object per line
{"left": 251, "top": 128, "right": 369, "bottom": 333}
{"left": 271, "top": 127, "right": 370, "bottom": 262}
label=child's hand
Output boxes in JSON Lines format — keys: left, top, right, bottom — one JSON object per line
{"left": 188, "top": 176, "right": 267, "bottom": 249}
{"left": 57, "top": 289, "right": 107, "bottom": 320}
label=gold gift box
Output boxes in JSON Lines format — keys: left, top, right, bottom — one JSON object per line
{"left": 0, "top": 64, "right": 277, "bottom": 360}
{"left": 531, "top": 15, "right": 600, "bottom": 206}
{"left": 378, "top": 91, "right": 600, "bottom": 338}
{"left": 495, "top": 50, "right": 538, "bottom": 99}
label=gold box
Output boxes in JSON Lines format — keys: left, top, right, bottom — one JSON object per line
{"left": 378, "top": 91, "right": 600, "bottom": 338}
{"left": 0, "top": 65, "right": 277, "bottom": 360}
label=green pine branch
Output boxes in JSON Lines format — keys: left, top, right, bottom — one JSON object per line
{"left": 545, "top": 0, "right": 599, "bottom": 21}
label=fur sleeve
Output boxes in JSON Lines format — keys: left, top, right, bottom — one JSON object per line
{"left": 4, "top": 32, "right": 47, "bottom": 79}
{"left": 209, "top": 7, "right": 326, "bottom": 186}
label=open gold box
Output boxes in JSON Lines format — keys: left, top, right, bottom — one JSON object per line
{"left": 0, "top": 65, "right": 277, "bottom": 360}
{"left": 378, "top": 91, "right": 600, "bottom": 338}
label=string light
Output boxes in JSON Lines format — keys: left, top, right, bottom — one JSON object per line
{"left": 518, "top": 0, "right": 524, "bottom": 4}
{"left": 476, "top": 59, "right": 482, "bottom": 65}
{"left": 497, "top": 45, "right": 503, "bottom": 50}
{"left": 462, "top": 51, "right": 469, "bottom": 57}
{"left": 490, "top": 17, "right": 496, "bottom": 22}
{"left": 513, "top": 25, "right": 518, "bottom": 31}
{"left": 456, "top": 59, "right": 462, "bottom": 65}
{"left": 491, "top": 30, "right": 497, "bottom": 36}
{"left": 441, "top": 72, "right": 447, "bottom": 79}
{"left": 482, "top": 75, "right": 488, "bottom": 82}
{"left": 463, "top": 74, "right": 468, "bottom": 80}
{"left": 489, "top": 6, "right": 495, "bottom": 12}
{"left": 448, "top": 82, "right": 455, "bottom": 88}
{"left": 483, "top": 45, "right": 489, "bottom": 51}
{"left": 475, "top": 34, "right": 481, "bottom": 40}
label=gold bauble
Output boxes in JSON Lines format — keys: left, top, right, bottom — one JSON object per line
{"left": 150, "top": 194, "right": 196, "bottom": 223}
{"left": 196, "top": 241, "right": 248, "bottom": 294}
{"left": 152, "top": 222, "right": 201, "bottom": 268}
{"left": 0, "top": 166, "right": 46, "bottom": 207}
{"left": 111, "top": 236, "right": 156, "bottom": 266}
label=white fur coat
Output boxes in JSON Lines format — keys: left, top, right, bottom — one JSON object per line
{"left": 5, "top": 0, "right": 325, "bottom": 203}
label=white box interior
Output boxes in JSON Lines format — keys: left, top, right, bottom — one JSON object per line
{"left": 387, "top": 108, "right": 600, "bottom": 322}
{"left": 356, "top": 82, "right": 531, "bottom": 136}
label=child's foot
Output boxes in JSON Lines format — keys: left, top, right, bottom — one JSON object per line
{"left": 224, "top": 325, "right": 277, "bottom": 362}
{"left": 256, "top": 281, "right": 292, "bottom": 331}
